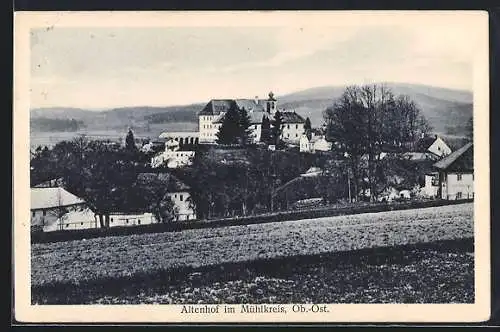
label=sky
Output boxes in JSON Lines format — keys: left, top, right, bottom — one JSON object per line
{"left": 30, "top": 17, "right": 478, "bottom": 109}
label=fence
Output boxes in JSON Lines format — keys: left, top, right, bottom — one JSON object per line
{"left": 31, "top": 198, "right": 474, "bottom": 244}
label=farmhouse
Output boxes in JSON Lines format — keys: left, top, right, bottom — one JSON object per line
{"left": 416, "top": 135, "right": 452, "bottom": 157}
{"left": 33, "top": 177, "right": 65, "bottom": 188}
{"left": 150, "top": 137, "right": 195, "bottom": 169}
{"left": 106, "top": 212, "right": 156, "bottom": 227}
{"left": 198, "top": 92, "right": 306, "bottom": 144}
{"left": 419, "top": 171, "right": 440, "bottom": 199}
{"left": 136, "top": 172, "right": 197, "bottom": 221}
{"left": 31, "top": 187, "right": 88, "bottom": 232}
{"left": 403, "top": 135, "right": 452, "bottom": 161}
{"left": 299, "top": 133, "right": 332, "bottom": 153}
{"left": 433, "top": 142, "right": 473, "bottom": 200}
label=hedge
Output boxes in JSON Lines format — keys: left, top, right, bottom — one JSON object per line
{"left": 31, "top": 198, "right": 474, "bottom": 244}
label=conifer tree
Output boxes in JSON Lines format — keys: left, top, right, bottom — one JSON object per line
{"left": 271, "top": 110, "right": 284, "bottom": 146}
{"left": 260, "top": 115, "right": 272, "bottom": 144}
{"left": 216, "top": 102, "right": 241, "bottom": 145}
{"left": 125, "top": 128, "right": 137, "bottom": 151}
{"left": 238, "top": 108, "right": 253, "bottom": 145}
{"left": 304, "top": 117, "right": 312, "bottom": 139}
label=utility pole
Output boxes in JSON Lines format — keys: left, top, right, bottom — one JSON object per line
{"left": 347, "top": 168, "right": 352, "bottom": 203}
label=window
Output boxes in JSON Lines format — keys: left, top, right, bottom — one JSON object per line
{"left": 65, "top": 224, "right": 69, "bottom": 228}
{"left": 32, "top": 211, "right": 35, "bottom": 218}
{"left": 457, "top": 173, "right": 462, "bottom": 181}
{"left": 296, "top": 124, "right": 298, "bottom": 129}
{"left": 43, "top": 210, "right": 46, "bottom": 216}
{"left": 138, "top": 220, "right": 141, "bottom": 225}
{"left": 287, "top": 124, "right": 290, "bottom": 129}
{"left": 111, "top": 218, "right": 113, "bottom": 223}
{"left": 296, "top": 133, "right": 298, "bottom": 137}
{"left": 126, "top": 219, "right": 129, "bottom": 224}
{"left": 254, "top": 125, "right": 257, "bottom": 129}
{"left": 431, "top": 175, "right": 439, "bottom": 186}
{"left": 174, "top": 194, "right": 177, "bottom": 198}
{"left": 456, "top": 192, "right": 463, "bottom": 199}
{"left": 180, "top": 194, "right": 184, "bottom": 201}
{"left": 81, "top": 222, "right": 84, "bottom": 225}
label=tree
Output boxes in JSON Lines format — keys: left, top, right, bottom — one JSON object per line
{"left": 304, "top": 117, "right": 312, "bottom": 139}
{"left": 216, "top": 102, "right": 241, "bottom": 145}
{"left": 260, "top": 115, "right": 272, "bottom": 144}
{"left": 323, "top": 84, "right": 431, "bottom": 202}
{"left": 238, "top": 107, "right": 253, "bottom": 145}
{"left": 271, "top": 110, "right": 284, "bottom": 146}
{"left": 48, "top": 188, "right": 70, "bottom": 231}
{"left": 324, "top": 86, "right": 366, "bottom": 202}
{"left": 125, "top": 128, "right": 137, "bottom": 151}
{"left": 135, "top": 173, "right": 179, "bottom": 223}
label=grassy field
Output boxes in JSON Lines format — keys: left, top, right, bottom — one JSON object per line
{"left": 32, "top": 203, "right": 474, "bottom": 304}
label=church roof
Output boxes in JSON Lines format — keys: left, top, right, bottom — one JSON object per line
{"left": 281, "top": 111, "right": 306, "bottom": 124}
{"left": 198, "top": 99, "right": 268, "bottom": 116}
{"left": 198, "top": 99, "right": 235, "bottom": 116}
{"left": 235, "top": 99, "right": 267, "bottom": 112}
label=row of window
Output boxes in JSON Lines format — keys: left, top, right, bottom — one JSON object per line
{"left": 201, "top": 122, "right": 302, "bottom": 130}
{"left": 200, "top": 116, "right": 214, "bottom": 121}
{"left": 203, "top": 124, "right": 219, "bottom": 129}
{"left": 171, "top": 137, "right": 198, "bottom": 144}
{"left": 166, "top": 152, "right": 192, "bottom": 158}
{"left": 282, "top": 124, "right": 301, "bottom": 129}
{"left": 172, "top": 193, "right": 186, "bottom": 201}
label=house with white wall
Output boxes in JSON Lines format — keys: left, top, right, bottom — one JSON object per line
{"left": 151, "top": 136, "right": 195, "bottom": 169}
{"left": 299, "top": 133, "right": 332, "bottom": 153}
{"left": 411, "top": 135, "right": 452, "bottom": 158}
{"left": 418, "top": 172, "right": 440, "bottom": 199}
{"left": 31, "top": 187, "right": 88, "bottom": 232}
{"left": 136, "top": 172, "right": 197, "bottom": 221}
{"left": 433, "top": 142, "right": 473, "bottom": 200}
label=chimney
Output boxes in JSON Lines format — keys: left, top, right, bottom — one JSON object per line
{"left": 254, "top": 96, "right": 259, "bottom": 105}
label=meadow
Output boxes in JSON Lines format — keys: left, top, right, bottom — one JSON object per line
{"left": 32, "top": 203, "right": 474, "bottom": 304}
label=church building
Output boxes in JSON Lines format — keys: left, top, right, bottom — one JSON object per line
{"left": 198, "top": 92, "right": 306, "bottom": 144}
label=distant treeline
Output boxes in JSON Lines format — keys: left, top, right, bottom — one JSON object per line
{"left": 31, "top": 118, "right": 86, "bottom": 132}
{"left": 144, "top": 110, "right": 198, "bottom": 124}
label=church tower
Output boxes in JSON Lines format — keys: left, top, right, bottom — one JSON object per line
{"left": 266, "top": 91, "right": 277, "bottom": 115}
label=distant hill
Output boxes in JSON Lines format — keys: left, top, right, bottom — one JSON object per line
{"left": 31, "top": 104, "right": 204, "bottom": 133}
{"left": 30, "top": 82, "right": 473, "bottom": 143}
{"left": 278, "top": 83, "right": 473, "bottom": 136}
{"left": 30, "top": 117, "right": 86, "bottom": 132}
